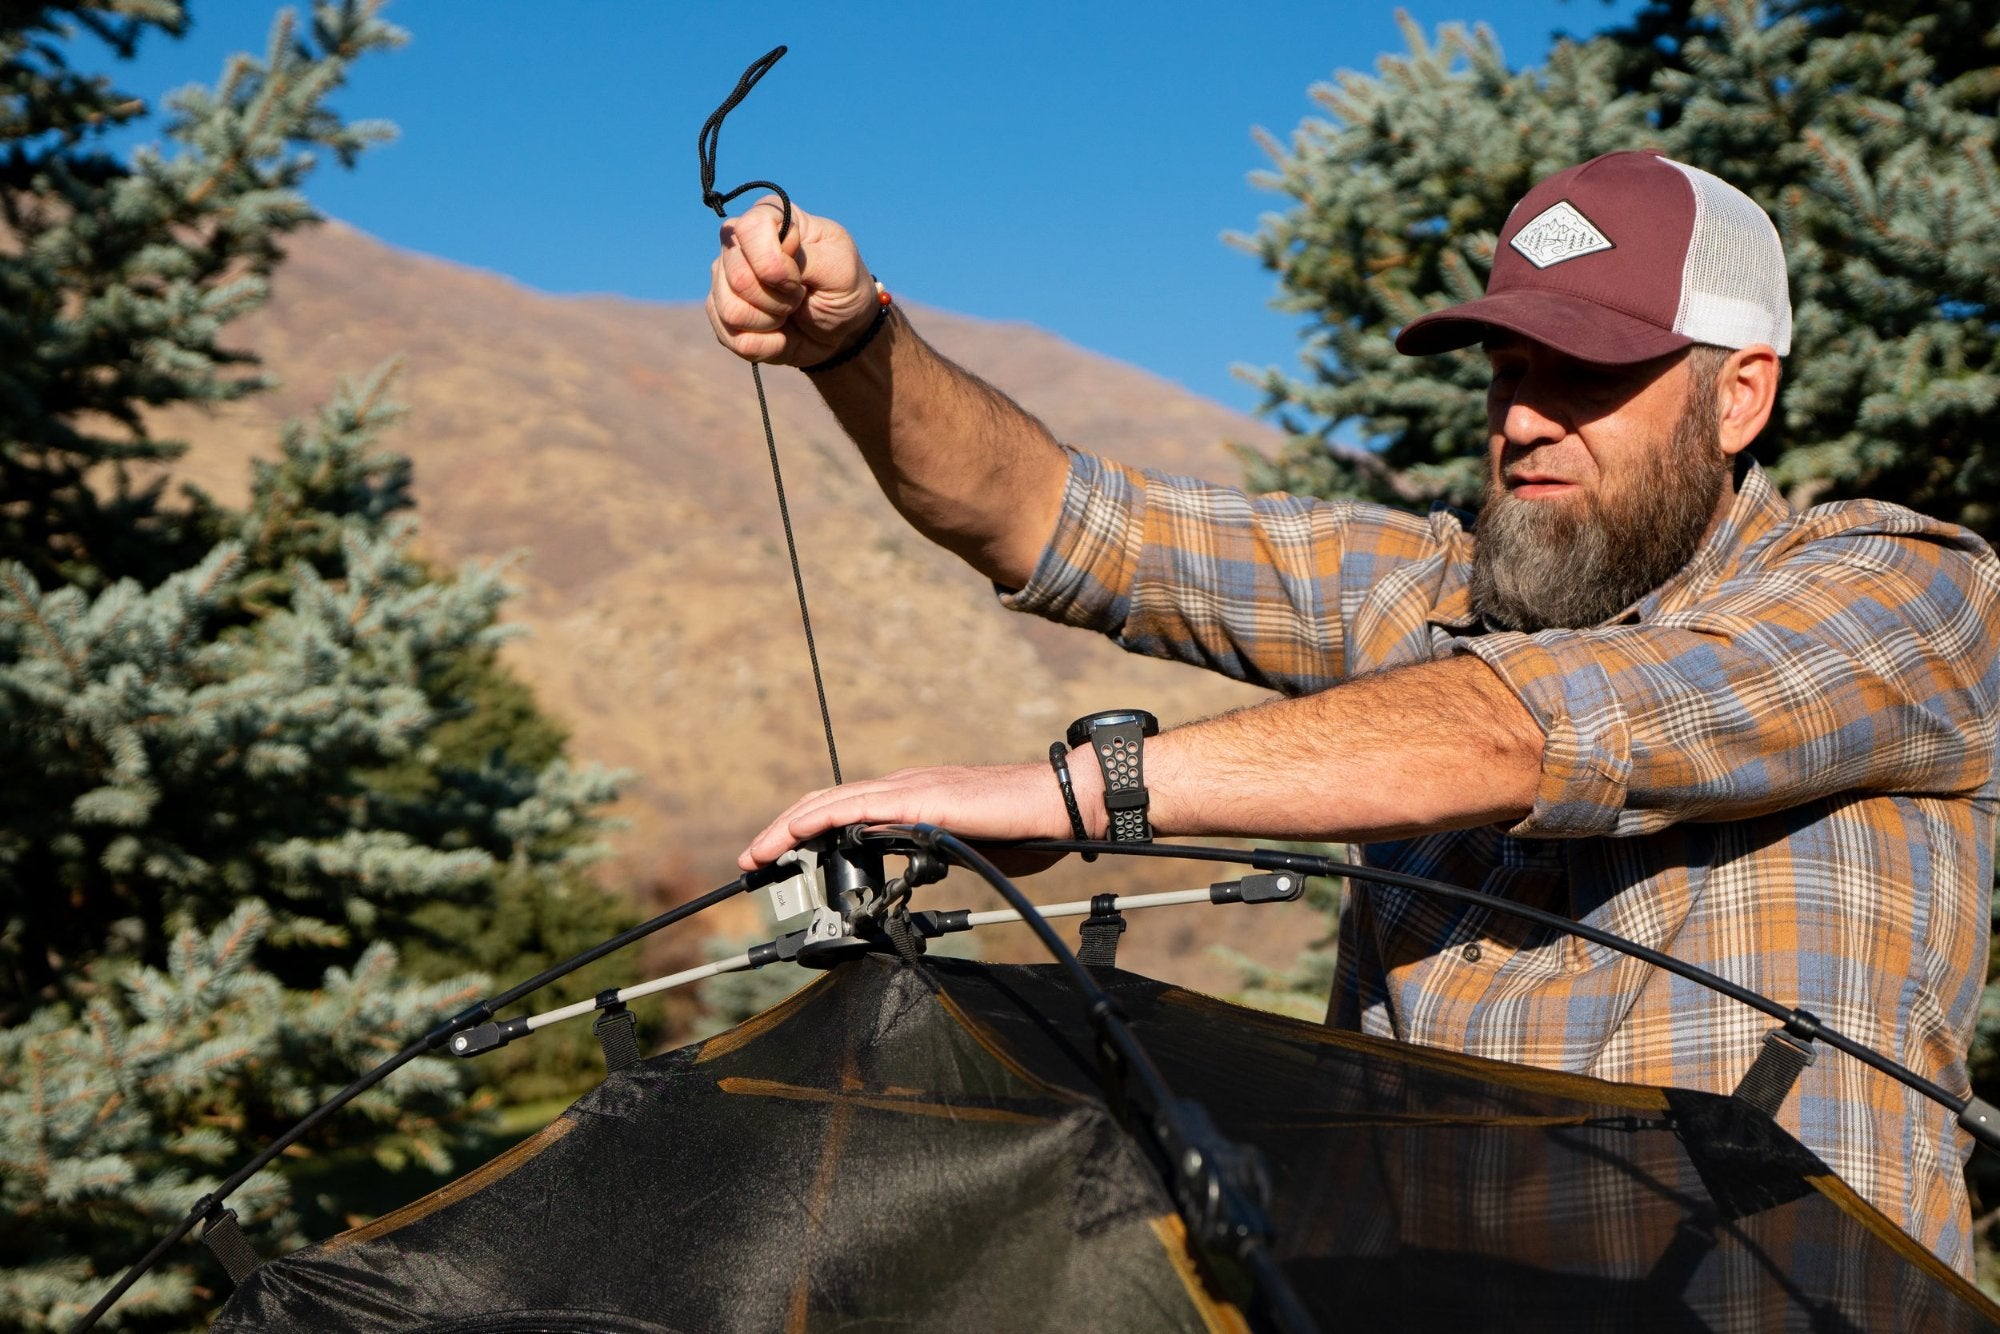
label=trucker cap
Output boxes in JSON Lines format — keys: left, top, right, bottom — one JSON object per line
{"left": 1395, "top": 150, "right": 1792, "bottom": 365}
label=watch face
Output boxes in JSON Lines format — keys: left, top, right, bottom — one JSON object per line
{"left": 1066, "top": 709, "right": 1160, "bottom": 749}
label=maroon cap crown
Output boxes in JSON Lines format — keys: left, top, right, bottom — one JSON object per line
{"left": 1396, "top": 150, "right": 1789, "bottom": 365}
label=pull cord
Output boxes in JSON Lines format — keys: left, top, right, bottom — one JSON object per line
{"left": 699, "top": 45, "right": 841, "bottom": 786}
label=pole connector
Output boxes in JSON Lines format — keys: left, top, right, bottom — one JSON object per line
{"left": 449, "top": 1017, "right": 530, "bottom": 1057}
{"left": 1210, "top": 872, "right": 1306, "bottom": 905}
{"left": 1159, "top": 1096, "right": 1274, "bottom": 1259}
{"left": 1960, "top": 1096, "right": 2000, "bottom": 1151}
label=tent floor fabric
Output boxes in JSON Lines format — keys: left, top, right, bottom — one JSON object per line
{"left": 216, "top": 954, "right": 2000, "bottom": 1332}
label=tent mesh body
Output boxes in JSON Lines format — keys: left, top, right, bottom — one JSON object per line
{"left": 215, "top": 955, "right": 2000, "bottom": 1332}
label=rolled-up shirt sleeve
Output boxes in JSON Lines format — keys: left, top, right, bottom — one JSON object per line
{"left": 1454, "top": 513, "right": 2000, "bottom": 838}
{"left": 998, "top": 447, "right": 1148, "bottom": 635}
{"left": 1002, "top": 447, "right": 1462, "bottom": 696}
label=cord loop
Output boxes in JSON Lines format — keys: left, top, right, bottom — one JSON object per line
{"left": 697, "top": 46, "right": 793, "bottom": 239}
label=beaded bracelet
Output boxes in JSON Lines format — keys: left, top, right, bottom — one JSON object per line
{"left": 801, "top": 279, "right": 892, "bottom": 374}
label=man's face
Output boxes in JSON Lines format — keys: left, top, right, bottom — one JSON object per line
{"left": 1470, "top": 334, "right": 1729, "bottom": 632}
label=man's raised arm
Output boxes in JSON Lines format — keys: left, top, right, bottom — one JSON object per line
{"left": 706, "top": 197, "right": 1067, "bottom": 589}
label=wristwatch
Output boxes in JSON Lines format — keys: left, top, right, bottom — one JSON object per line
{"left": 1066, "top": 709, "right": 1160, "bottom": 843}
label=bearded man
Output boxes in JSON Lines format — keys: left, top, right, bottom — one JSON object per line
{"left": 707, "top": 151, "right": 2000, "bottom": 1271}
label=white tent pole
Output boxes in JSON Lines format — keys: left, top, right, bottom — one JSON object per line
{"left": 509, "top": 878, "right": 1301, "bottom": 1035}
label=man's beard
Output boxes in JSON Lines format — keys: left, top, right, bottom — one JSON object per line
{"left": 1469, "top": 389, "right": 1728, "bottom": 633}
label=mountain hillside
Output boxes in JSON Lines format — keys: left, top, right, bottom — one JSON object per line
{"left": 150, "top": 222, "right": 1329, "bottom": 994}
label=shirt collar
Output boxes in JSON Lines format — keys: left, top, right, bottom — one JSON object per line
{"left": 1634, "top": 458, "right": 1789, "bottom": 620}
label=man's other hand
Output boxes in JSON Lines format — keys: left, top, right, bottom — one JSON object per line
{"left": 738, "top": 760, "right": 1092, "bottom": 872}
{"left": 707, "top": 197, "right": 876, "bottom": 367}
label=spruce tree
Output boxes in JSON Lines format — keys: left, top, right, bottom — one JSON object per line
{"left": 0, "top": 5, "right": 627, "bottom": 1327}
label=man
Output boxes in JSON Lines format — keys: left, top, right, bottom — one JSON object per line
{"left": 707, "top": 150, "right": 2000, "bottom": 1271}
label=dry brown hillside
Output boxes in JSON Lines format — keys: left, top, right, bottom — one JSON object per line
{"left": 151, "top": 222, "right": 1332, "bottom": 994}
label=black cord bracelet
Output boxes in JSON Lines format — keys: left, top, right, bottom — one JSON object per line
{"left": 801, "top": 280, "right": 891, "bottom": 374}
{"left": 1048, "top": 742, "right": 1097, "bottom": 862}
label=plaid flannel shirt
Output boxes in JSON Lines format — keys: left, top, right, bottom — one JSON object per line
{"left": 1002, "top": 447, "right": 2000, "bottom": 1274}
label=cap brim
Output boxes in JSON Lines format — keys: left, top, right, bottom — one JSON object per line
{"left": 1396, "top": 289, "right": 1693, "bottom": 366}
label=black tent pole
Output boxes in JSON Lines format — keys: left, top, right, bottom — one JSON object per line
{"left": 1005, "top": 836, "right": 2000, "bottom": 1154}
{"left": 864, "top": 826, "right": 1321, "bottom": 1334}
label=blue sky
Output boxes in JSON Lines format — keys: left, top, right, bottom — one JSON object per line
{"left": 112, "top": 0, "right": 1639, "bottom": 416}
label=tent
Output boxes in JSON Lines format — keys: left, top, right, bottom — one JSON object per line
{"left": 212, "top": 952, "right": 2000, "bottom": 1333}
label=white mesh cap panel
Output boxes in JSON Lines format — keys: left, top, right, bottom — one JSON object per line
{"left": 1660, "top": 156, "right": 1793, "bottom": 354}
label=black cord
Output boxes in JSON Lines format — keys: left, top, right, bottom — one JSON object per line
{"left": 698, "top": 45, "right": 842, "bottom": 787}
{"left": 751, "top": 362, "right": 840, "bottom": 785}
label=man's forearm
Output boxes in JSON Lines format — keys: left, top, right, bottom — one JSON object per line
{"left": 1143, "top": 655, "right": 1545, "bottom": 843}
{"left": 708, "top": 202, "right": 1068, "bottom": 587}
{"left": 738, "top": 654, "right": 1545, "bottom": 868}
{"left": 807, "top": 308, "right": 1069, "bottom": 589}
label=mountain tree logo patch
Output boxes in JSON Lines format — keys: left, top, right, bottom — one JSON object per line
{"left": 1510, "top": 200, "right": 1614, "bottom": 268}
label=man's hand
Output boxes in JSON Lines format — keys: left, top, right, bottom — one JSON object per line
{"left": 738, "top": 758, "right": 1097, "bottom": 871}
{"left": 702, "top": 195, "right": 1069, "bottom": 588}
{"left": 707, "top": 197, "right": 877, "bottom": 368}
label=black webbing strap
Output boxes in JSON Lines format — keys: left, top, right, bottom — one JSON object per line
{"left": 1732, "top": 1026, "right": 1817, "bottom": 1118}
{"left": 1643, "top": 1216, "right": 1717, "bottom": 1298}
{"left": 199, "top": 1206, "right": 259, "bottom": 1286}
{"left": 885, "top": 910, "right": 927, "bottom": 967}
{"left": 593, "top": 989, "right": 641, "bottom": 1074}
{"left": 1077, "top": 893, "right": 1126, "bottom": 970}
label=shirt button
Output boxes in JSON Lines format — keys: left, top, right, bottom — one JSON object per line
{"left": 1462, "top": 943, "right": 1483, "bottom": 964}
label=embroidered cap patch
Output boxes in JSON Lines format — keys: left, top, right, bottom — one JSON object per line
{"left": 1509, "top": 200, "right": 1614, "bottom": 269}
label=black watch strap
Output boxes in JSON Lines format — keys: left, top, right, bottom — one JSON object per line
{"left": 1066, "top": 710, "right": 1159, "bottom": 843}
